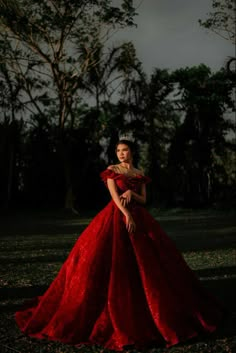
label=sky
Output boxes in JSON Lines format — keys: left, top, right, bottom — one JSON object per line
{"left": 113, "top": 0, "right": 235, "bottom": 75}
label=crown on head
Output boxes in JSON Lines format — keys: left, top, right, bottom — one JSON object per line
{"left": 119, "top": 132, "right": 135, "bottom": 143}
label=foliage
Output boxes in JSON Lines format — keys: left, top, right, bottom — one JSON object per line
{"left": 0, "top": 0, "right": 235, "bottom": 209}
{"left": 199, "top": 0, "right": 236, "bottom": 44}
{"left": 0, "top": 0, "right": 137, "bottom": 129}
{"left": 168, "top": 64, "right": 235, "bottom": 207}
{"left": 0, "top": 0, "right": 139, "bottom": 209}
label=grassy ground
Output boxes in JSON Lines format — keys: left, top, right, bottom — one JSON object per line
{"left": 0, "top": 209, "right": 236, "bottom": 353}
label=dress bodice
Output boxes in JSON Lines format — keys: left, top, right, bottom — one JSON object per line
{"left": 100, "top": 169, "right": 151, "bottom": 194}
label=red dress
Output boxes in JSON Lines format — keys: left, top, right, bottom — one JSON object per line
{"left": 15, "top": 169, "right": 223, "bottom": 351}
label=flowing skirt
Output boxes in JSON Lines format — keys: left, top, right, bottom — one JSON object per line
{"left": 15, "top": 201, "right": 223, "bottom": 350}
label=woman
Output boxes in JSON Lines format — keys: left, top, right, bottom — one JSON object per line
{"left": 15, "top": 137, "right": 224, "bottom": 351}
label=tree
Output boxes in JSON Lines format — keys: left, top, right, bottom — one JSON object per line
{"left": 0, "top": 0, "right": 137, "bottom": 209}
{"left": 141, "top": 69, "right": 180, "bottom": 206}
{"left": 0, "top": 0, "right": 137, "bottom": 128}
{"left": 118, "top": 65, "right": 180, "bottom": 206}
{"left": 0, "top": 36, "right": 27, "bottom": 208}
{"left": 199, "top": 0, "right": 236, "bottom": 75}
{"left": 170, "top": 64, "right": 235, "bottom": 206}
{"left": 199, "top": 0, "right": 236, "bottom": 44}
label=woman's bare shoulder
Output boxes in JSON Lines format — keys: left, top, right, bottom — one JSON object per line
{"left": 107, "top": 164, "right": 119, "bottom": 172}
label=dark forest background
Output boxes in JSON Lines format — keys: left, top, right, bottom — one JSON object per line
{"left": 0, "top": 0, "right": 235, "bottom": 212}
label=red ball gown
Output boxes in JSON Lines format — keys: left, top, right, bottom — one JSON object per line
{"left": 15, "top": 169, "right": 223, "bottom": 351}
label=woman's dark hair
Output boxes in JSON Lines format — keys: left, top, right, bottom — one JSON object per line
{"left": 116, "top": 139, "right": 135, "bottom": 154}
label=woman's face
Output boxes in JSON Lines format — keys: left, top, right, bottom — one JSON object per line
{"left": 116, "top": 143, "right": 132, "bottom": 163}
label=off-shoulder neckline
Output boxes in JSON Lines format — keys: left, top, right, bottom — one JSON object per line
{"left": 106, "top": 169, "right": 145, "bottom": 178}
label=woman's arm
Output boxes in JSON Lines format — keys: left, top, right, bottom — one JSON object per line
{"left": 121, "top": 183, "right": 146, "bottom": 205}
{"left": 106, "top": 173, "right": 136, "bottom": 233}
{"left": 107, "top": 178, "right": 129, "bottom": 217}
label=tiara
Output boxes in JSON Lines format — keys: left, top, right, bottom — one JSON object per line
{"left": 119, "top": 132, "right": 135, "bottom": 142}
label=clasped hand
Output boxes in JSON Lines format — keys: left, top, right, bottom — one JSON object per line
{"left": 120, "top": 190, "right": 132, "bottom": 207}
{"left": 120, "top": 190, "right": 136, "bottom": 233}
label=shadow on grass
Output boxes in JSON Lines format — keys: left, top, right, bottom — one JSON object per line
{"left": 172, "top": 233, "right": 236, "bottom": 252}
{"left": 0, "top": 254, "right": 69, "bottom": 264}
{"left": 0, "top": 242, "right": 76, "bottom": 253}
{"left": 195, "top": 266, "right": 236, "bottom": 278}
{"left": 0, "top": 284, "right": 48, "bottom": 302}
{"left": 0, "top": 224, "right": 87, "bottom": 237}
{"left": 160, "top": 219, "right": 236, "bottom": 252}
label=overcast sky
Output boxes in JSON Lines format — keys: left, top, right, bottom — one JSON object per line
{"left": 114, "top": 0, "right": 235, "bottom": 75}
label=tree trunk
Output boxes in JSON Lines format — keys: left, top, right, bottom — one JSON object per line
{"left": 65, "top": 184, "right": 75, "bottom": 210}
{"left": 57, "top": 133, "right": 76, "bottom": 210}
{"left": 6, "top": 139, "right": 15, "bottom": 208}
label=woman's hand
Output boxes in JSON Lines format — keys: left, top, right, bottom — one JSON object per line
{"left": 120, "top": 190, "right": 132, "bottom": 207}
{"left": 125, "top": 212, "right": 136, "bottom": 233}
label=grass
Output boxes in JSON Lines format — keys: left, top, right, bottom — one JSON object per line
{"left": 0, "top": 208, "right": 236, "bottom": 353}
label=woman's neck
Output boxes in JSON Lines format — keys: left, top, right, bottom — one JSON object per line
{"left": 119, "top": 162, "right": 133, "bottom": 170}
